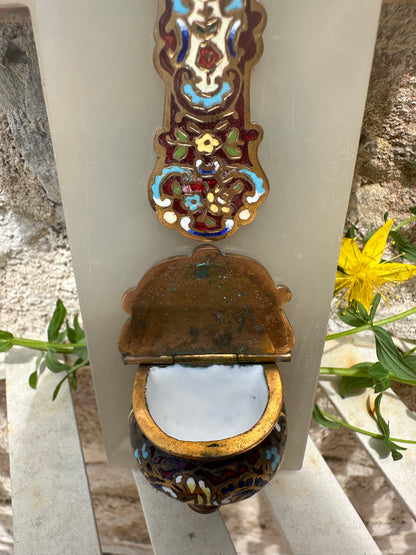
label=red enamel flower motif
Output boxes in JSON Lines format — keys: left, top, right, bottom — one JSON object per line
{"left": 197, "top": 44, "right": 220, "bottom": 70}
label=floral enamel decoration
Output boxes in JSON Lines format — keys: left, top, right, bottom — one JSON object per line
{"left": 149, "top": 0, "right": 269, "bottom": 241}
{"left": 334, "top": 219, "right": 416, "bottom": 311}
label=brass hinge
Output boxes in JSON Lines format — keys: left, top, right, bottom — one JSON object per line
{"left": 122, "top": 353, "right": 291, "bottom": 365}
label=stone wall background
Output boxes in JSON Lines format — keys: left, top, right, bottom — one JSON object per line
{"left": 0, "top": 3, "right": 416, "bottom": 554}
{"left": 341, "top": 2, "right": 416, "bottom": 337}
{"left": 0, "top": 9, "right": 78, "bottom": 340}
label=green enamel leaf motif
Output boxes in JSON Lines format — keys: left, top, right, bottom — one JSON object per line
{"left": 174, "top": 128, "right": 188, "bottom": 142}
{"left": 172, "top": 182, "right": 182, "bottom": 195}
{"left": 227, "top": 128, "right": 239, "bottom": 144}
{"left": 224, "top": 145, "right": 241, "bottom": 158}
{"left": 173, "top": 145, "right": 188, "bottom": 161}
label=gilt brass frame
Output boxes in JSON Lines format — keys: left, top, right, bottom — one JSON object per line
{"left": 132, "top": 363, "right": 283, "bottom": 460}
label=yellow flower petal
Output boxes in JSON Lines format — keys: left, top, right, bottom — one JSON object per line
{"left": 362, "top": 219, "right": 393, "bottom": 266}
{"left": 334, "top": 218, "right": 416, "bottom": 310}
{"left": 334, "top": 273, "right": 351, "bottom": 293}
{"left": 348, "top": 278, "right": 375, "bottom": 311}
{"left": 374, "top": 261, "right": 416, "bottom": 284}
{"left": 338, "top": 238, "right": 362, "bottom": 272}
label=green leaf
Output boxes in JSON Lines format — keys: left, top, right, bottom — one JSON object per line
{"left": 367, "top": 362, "right": 389, "bottom": 380}
{"left": 0, "top": 330, "right": 13, "bottom": 351}
{"left": 367, "top": 362, "right": 391, "bottom": 392}
{"left": 338, "top": 308, "right": 367, "bottom": 328}
{"left": 340, "top": 376, "right": 374, "bottom": 398}
{"left": 30, "top": 352, "right": 45, "bottom": 389}
{"left": 66, "top": 322, "right": 78, "bottom": 344}
{"left": 340, "top": 301, "right": 370, "bottom": 324}
{"left": 56, "top": 330, "right": 67, "bottom": 343}
{"left": 227, "top": 127, "right": 238, "bottom": 144}
{"left": 373, "top": 393, "right": 406, "bottom": 460}
{"left": 47, "top": 299, "right": 67, "bottom": 342}
{"left": 224, "top": 145, "right": 241, "bottom": 158}
{"left": 174, "top": 128, "right": 188, "bottom": 142}
{"left": 0, "top": 340, "right": 12, "bottom": 352}
{"left": 51, "top": 361, "right": 85, "bottom": 400}
{"left": 383, "top": 211, "right": 389, "bottom": 222}
{"left": 403, "top": 355, "right": 416, "bottom": 369}
{"left": 389, "top": 230, "right": 416, "bottom": 262}
{"left": 369, "top": 293, "right": 381, "bottom": 322}
{"left": 173, "top": 145, "right": 187, "bottom": 161}
{"left": 348, "top": 225, "right": 356, "bottom": 239}
{"left": 66, "top": 315, "right": 85, "bottom": 344}
{"left": 312, "top": 405, "right": 342, "bottom": 429}
{"left": 45, "top": 350, "right": 70, "bottom": 373}
{"left": 373, "top": 393, "right": 389, "bottom": 435}
{"left": 350, "top": 361, "right": 374, "bottom": 371}
{"left": 373, "top": 326, "right": 416, "bottom": 380}
{"left": 73, "top": 346, "right": 88, "bottom": 360}
{"left": 35, "top": 352, "right": 44, "bottom": 370}
{"left": 356, "top": 302, "right": 370, "bottom": 322}
{"left": 29, "top": 370, "right": 38, "bottom": 389}
{"left": 52, "top": 375, "right": 68, "bottom": 400}
{"left": 409, "top": 206, "right": 416, "bottom": 215}
{"left": 73, "top": 315, "right": 85, "bottom": 340}
{"left": 384, "top": 438, "right": 406, "bottom": 461}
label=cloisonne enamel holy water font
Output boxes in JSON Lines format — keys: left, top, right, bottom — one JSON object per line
{"left": 119, "top": 0, "right": 295, "bottom": 514}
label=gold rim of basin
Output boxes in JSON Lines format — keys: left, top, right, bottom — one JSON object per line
{"left": 132, "top": 363, "right": 283, "bottom": 461}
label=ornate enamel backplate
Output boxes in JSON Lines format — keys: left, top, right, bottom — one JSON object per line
{"left": 149, "top": 0, "right": 268, "bottom": 241}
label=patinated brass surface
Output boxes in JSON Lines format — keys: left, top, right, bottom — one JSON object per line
{"left": 132, "top": 363, "right": 283, "bottom": 460}
{"left": 118, "top": 245, "right": 294, "bottom": 361}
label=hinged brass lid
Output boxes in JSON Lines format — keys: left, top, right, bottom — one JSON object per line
{"left": 118, "top": 245, "right": 294, "bottom": 363}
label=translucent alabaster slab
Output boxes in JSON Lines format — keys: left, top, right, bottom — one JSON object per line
{"left": 0, "top": 0, "right": 381, "bottom": 467}
{"left": 146, "top": 364, "right": 268, "bottom": 442}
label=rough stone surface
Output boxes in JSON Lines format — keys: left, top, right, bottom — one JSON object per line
{"left": 0, "top": 382, "right": 12, "bottom": 555}
{"left": 339, "top": 3, "right": 416, "bottom": 338}
{"left": 0, "top": 13, "right": 60, "bottom": 205}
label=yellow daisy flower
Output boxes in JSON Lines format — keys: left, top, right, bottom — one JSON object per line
{"left": 334, "top": 219, "right": 416, "bottom": 311}
{"left": 195, "top": 132, "right": 220, "bottom": 155}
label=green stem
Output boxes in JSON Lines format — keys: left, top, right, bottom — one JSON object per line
{"left": 392, "top": 214, "right": 416, "bottom": 232}
{"left": 319, "top": 366, "right": 416, "bottom": 386}
{"left": 318, "top": 408, "right": 416, "bottom": 444}
{"left": 325, "top": 306, "right": 416, "bottom": 341}
{"left": 404, "top": 345, "right": 416, "bottom": 357}
{"left": 11, "top": 337, "right": 86, "bottom": 354}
